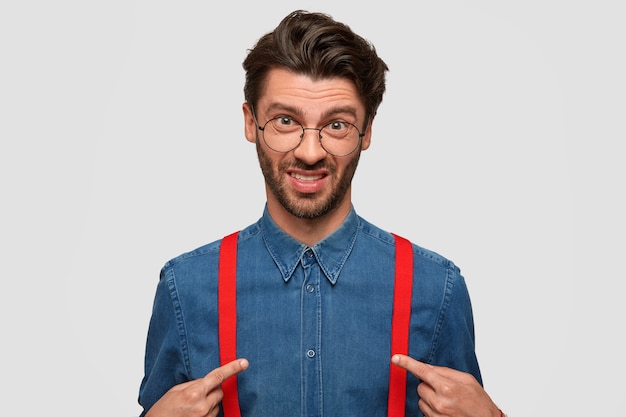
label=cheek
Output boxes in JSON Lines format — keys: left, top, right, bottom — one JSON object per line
{"left": 257, "top": 141, "right": 281, "bottom": 173}
{"left": 340, "top": 152, "right": 361, "bottom": 179}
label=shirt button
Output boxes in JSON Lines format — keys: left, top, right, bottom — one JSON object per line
{"left": 306, "top": 349, "right": 316, "bottom": 358}
{"left": 306, "top": 284, "right": 315, "bottom": 293}
{"left": 306, "top": 250, "right": 314, "bottom": 258}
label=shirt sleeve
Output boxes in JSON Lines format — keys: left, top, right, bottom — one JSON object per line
{"left": 138, "top": 265, "right": 190, "bottom": 415}
{"left": 429, "top": 265, "right": 482, "bottom": 384}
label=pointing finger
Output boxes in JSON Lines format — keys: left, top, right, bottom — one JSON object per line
{"left": 203, "top": 358, "right": 249, "bottom": 391}
{"left": 392, "top": 354, "right": 478, "bottom": 387}
{"left": 391, "top": 354, "right": 438, "bottom": 386}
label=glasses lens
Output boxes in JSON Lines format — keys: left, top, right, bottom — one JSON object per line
{"left": 261, "top": 117, "right": 362, "bottom": 156}
{"left": 320, "top": 122, "right": 360, "bottom": 156}
{"left": 263, "top": 117, "right": 303, "bottom": 152}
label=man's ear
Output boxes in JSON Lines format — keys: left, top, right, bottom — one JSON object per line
{"left": 360, "top": 118, "right": 373, "bottom": 150}
{"left": 242, "top": 102, "right": 257, "bottom": 143}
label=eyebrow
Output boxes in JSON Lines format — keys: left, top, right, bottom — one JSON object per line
{"left": 264, "top": 102, "right": 359, "bottom": 122}
{"left": 265, "top": 103, "right": 303, "bottom": 117}
{"left": 321, "top": 106, "right": 359, "bottom": 120}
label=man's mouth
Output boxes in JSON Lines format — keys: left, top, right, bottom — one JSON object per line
{"left": 291, "top": 172, "right": 325, "bottom": 181}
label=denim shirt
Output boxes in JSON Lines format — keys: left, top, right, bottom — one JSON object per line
{"left": 139, "top": 206, "right": 481, "bottom": 416}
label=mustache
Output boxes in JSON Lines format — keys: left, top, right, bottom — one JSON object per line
{"left": 282, "top": 159, "right": 334, "bottom": 172}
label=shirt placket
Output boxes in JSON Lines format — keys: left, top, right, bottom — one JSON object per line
{"left": 300, "top": 248, "right": 322, "bottom": 417}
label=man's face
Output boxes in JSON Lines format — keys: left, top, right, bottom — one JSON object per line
{"left": 243, "top": 68, "right": 371, "bottom": 220}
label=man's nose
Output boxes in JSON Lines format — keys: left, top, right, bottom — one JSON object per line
{"left": 293, "top": 128, "right": 327, "bottom": 163}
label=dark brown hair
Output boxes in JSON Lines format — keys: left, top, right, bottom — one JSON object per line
{"left": 243, "top": 10, "right": 389, "bottom": 122}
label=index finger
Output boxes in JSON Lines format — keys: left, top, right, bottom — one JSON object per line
{"left": 203, "top": 358, "right": 249, "bottom": 390}
{"left": 391, "top": 354, "right": 439, "bottom": 386}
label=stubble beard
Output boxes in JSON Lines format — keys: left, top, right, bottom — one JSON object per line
{"left": 256, "top": 140, "right": 361, "bottom": 220}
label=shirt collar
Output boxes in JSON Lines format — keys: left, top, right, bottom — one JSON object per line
{"left": 259, "top": 205, "right": 359, "bottom": 285}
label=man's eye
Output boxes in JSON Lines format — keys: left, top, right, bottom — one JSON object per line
{"left": 277, "top": 116, "right": 294, "bottom": 125}
{"left": 328, "top": 121, "right": 348, "bottom": 131}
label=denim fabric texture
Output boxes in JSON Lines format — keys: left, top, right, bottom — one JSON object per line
{"left": 139, "top": 206, "right": 481, "bottom": 416}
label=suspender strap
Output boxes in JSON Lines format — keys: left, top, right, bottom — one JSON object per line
{"left": 387, "top": 233, "right": 414, "bottom": 417}
{"left": 218, "top": 231, "right": 241, "bottom": 417}
{"left": 218, "top": 231, "right": 413, "bottom": 417}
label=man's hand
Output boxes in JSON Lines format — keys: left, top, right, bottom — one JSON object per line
{"left": 146, "top": 358, "right": 249, "bottom": 417}
{"left": 391, "top": 354, "right": 500, "bottom": 417}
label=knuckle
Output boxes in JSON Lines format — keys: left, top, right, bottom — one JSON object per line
{"left": 182, "top": 386, "right": 204, "bottom": 403}
{"left": 194, "top": 402, "right": 211, "bottom": 416}
{"left": 440, "top": 383, "right": 453, "bottom": 396}
{"left": 430, "top": 399, "right": 442, "bottom": 412}
{"left": 213, "top": 387, "right": 224, "bottom": 402}
{"left": 181, "top": 387, "right": 213, "bottom": 415}
{"left": 430, "top": 397, "right": 448, "bottom": 414}
{"left": 212, "top": 368, "right": 228, "bottom": 384}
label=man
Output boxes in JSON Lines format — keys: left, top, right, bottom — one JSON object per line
{"left": 139, "top": 10, "right": 504, "bottom": 417}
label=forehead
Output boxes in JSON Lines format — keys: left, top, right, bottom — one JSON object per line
{"left": 257, "top": 68, "right": 365, "bottom": 119}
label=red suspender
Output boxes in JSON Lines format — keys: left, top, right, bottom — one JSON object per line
{"left": 217, "top": 232, "right": 413, "bottom": 417}
{"left": 218, "top": 231, "right": 241, "bottom": 417}
{"left": 387, "top": 233, "right": 414, "bottom": 417}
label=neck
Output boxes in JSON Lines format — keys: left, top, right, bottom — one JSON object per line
{"left": 266, "top": 199, "right": 352, "bottom": 246}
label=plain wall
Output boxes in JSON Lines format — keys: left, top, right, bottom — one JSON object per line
{"left": 1, "top": 1, "right": 624, "bottom": 415}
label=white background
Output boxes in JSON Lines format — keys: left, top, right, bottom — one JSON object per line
{"left": 1, "top": 1, "right": 624, "bottom": 415}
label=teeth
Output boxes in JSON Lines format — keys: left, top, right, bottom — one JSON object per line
{"left": 292, "top": 173, "right": 322, "bottom": 181}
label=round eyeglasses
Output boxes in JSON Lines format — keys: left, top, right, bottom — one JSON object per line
{"left": 255, "top": 115, "right": 365, "bottom": 157}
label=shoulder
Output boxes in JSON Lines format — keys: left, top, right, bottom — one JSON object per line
{"left": 161, "top": 222, "right": 262, "bottom": 280}
{"left": 356, "top": 215, "right": 461, "bottom": 275}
